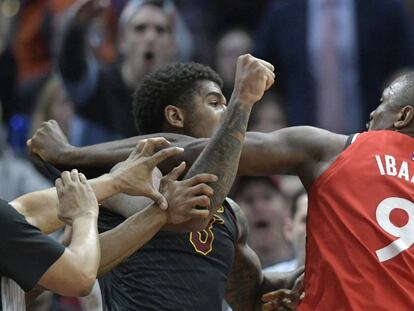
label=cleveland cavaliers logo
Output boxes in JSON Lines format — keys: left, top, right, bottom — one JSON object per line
{"left": 189, "top": 206, "right": 225, "bottom": 256}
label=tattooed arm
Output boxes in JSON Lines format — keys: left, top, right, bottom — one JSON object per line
{"left": 179, "top": 55, "right": 275, "bottom": 231}
{"left": 225, "top": 200, "right": 303, "bottom": 310}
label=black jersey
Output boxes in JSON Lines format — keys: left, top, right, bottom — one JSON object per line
{"left": 98, "top": 200, "right": 238, "bottom": 311}
{"left": 0, "top": 199, "right": 65, "bottom": 310}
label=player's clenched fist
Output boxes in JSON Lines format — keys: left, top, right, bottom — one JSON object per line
{"left": 231, "top": 54, "right": 275, "bottom": 106}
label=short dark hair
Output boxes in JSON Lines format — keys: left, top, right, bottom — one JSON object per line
{"left": 133, "top": 62, "right": 223, "bottom": 134}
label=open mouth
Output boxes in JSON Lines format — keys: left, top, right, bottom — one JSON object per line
{"left": 254, "top": 220, "right": 270, "bottom": 229}
{"left": 144, "top": 51, "right": 154, "bottom": 61}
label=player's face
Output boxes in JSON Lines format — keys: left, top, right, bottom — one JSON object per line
{"left": 367, "top": 86, "right": 398, "bottom": 131}
{"left": 120, "top": 5, "right": 174, "bottom": 78}
{"left": 184, "top": 81, "right": 227, "bottom": 138}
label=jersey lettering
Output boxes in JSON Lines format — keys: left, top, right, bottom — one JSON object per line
{"left": 375, "top": 155, "right": 414, "bottom": 183}
{"left": 189, "top": 207, "right": 225, "bottom": 256}
{"left": 375, "top": 155, "right": 386, "bottom": 175}
{"left": 375, "top": 197, "right": 414, "bottom": 262}
{"left": 384, "top": 155, "right": 397, "bottom": 176}
{"left": 398, "top": 161, "right": 410, "bottom": 181}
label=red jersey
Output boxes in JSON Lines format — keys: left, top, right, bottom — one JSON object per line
{"left": 299, "top": 130, "right": 414, "bottom": 311}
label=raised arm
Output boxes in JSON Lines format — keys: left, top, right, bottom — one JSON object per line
{"left": 58, "top": 0, "right": 106, "bottom": 105}
{"left": 181, "top": 54, "right": 275, "bottom": 230}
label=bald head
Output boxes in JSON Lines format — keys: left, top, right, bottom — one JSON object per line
{"left": 368, "top": 72, "right": 414, "bottom": 133}
{"left": 385, "top": 72, "right": 414, "bottom": 109}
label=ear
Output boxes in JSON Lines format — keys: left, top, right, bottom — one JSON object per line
{"left": 164, "top": 105, "right": 185, "bottom": 129}
{"left": 394, "top": 105, "right": 414, "bottom": 128}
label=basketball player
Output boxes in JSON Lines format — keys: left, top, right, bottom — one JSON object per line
{"left": 30, "top": 55, "right": 303, "bottom": 310}
{"left": 5, "top": 138, "right": 217, "bottom": 309}
{"left": 35, "top": 71, "right": 414, "bottom": 310}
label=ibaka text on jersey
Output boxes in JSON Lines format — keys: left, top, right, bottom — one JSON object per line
{"left": 375, "top": 154, "right": 414, "bottom": 183}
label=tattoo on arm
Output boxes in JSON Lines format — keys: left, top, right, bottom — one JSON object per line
{"left": 184, "top": 101, "right": 251, "bottom": 225}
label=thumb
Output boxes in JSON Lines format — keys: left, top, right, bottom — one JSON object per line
{"left": 149, "top": 189, "right": 168, "bottom": 210}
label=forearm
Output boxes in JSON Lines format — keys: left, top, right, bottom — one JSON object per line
{"left": 40, "top": 215, "right": 100, "bottom": 296}
{"left": 11, "top": 188, "right": 63, "bottom": 234}
{"left": 225, "top": 246, "right": 263, "bottom": 311}
{"left": 57, "top": 133, "right": 193, "bottom": 170}
{"left": 261, "top": 267, "right": 305, "bottom": 295}
{"left": 98, "top": 203, "right": 167, "bottom": 276}
{"left": 227, "top": 265, "right": 304, "bottom": 310}
{"left": 12, "top": 174, "right": 121, "bottom": 234}
{"left": 184, "top": 98, "right": 251, "bottom": 228}
{"left": 67, "top": 215, "right": 100, "bottom": 281}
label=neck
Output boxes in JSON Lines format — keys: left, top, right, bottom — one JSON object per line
{"left": 396, "top": 128, "right": 414, "bottom": 138}
{"left": 161, "top": 124, "right": 185, "bottom": 136}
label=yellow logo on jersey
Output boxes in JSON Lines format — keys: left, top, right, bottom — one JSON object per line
{"left": 189, "top": 206, "right": 225, "bottom": 256}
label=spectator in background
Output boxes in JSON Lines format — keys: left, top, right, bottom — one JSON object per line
{"left": 31, "top": 76, "right": 121, "bottom": 147}
{"left": 215, "top": 28, "right": 252, "bottom": 98}
{"left": 58, "top": 0, "right": 191, "bottom": 140}
{"left": 13, "top": 0, "right": 120, "bottom": 114}
{"left": 265, "top": 190, "right": 308, "bottom": 273}
{"left": 255, "top": 0, "right": 414, "bottom": 134}
{"left": 233, "top": 176, "right": 293, "bottom": 268}
{"left": 248, "top": 92, "right": 287, "bottom": 132}
{"left": 177, "top": 0, "right": 269, "bottom": 63}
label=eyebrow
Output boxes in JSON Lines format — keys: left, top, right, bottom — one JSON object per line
{"left": 205, "top": 91, "right": 223, "bottom": 98}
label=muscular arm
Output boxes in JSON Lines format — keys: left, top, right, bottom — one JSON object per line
{"left": 39, "top": 130, "right": 194, "bottom": 176}
{"left": 36, "top": 125, "right": 347, "bottom": 189}
{"left": 57, "top": 0, "right": 108, "bottom": 105}
{"left": 238, "top": 127, "right": 348, "bottom": 187}
{"left": 24, "top": 203, "right": 166, "bottom": 304}
{"left": 182, "top": 98, "right": 252, "bottom": 230}
{"left": 10, "top": 174, "right": 120, "bottom": 234}
{"left": 98, "top": 203, "right": 166, "bottom": 276}
{"left": 37, "top": 214, "right": 99, "bottom": 296}
{"left": 225, "top": 200, "right": 303, "bottom": 311}
{"left": 74, "top": 206, "right": 164, "bottom": 283}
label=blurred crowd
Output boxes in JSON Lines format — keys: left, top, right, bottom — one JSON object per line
{"left": 1, "top": 0, "right": 414, "bottom": 310}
